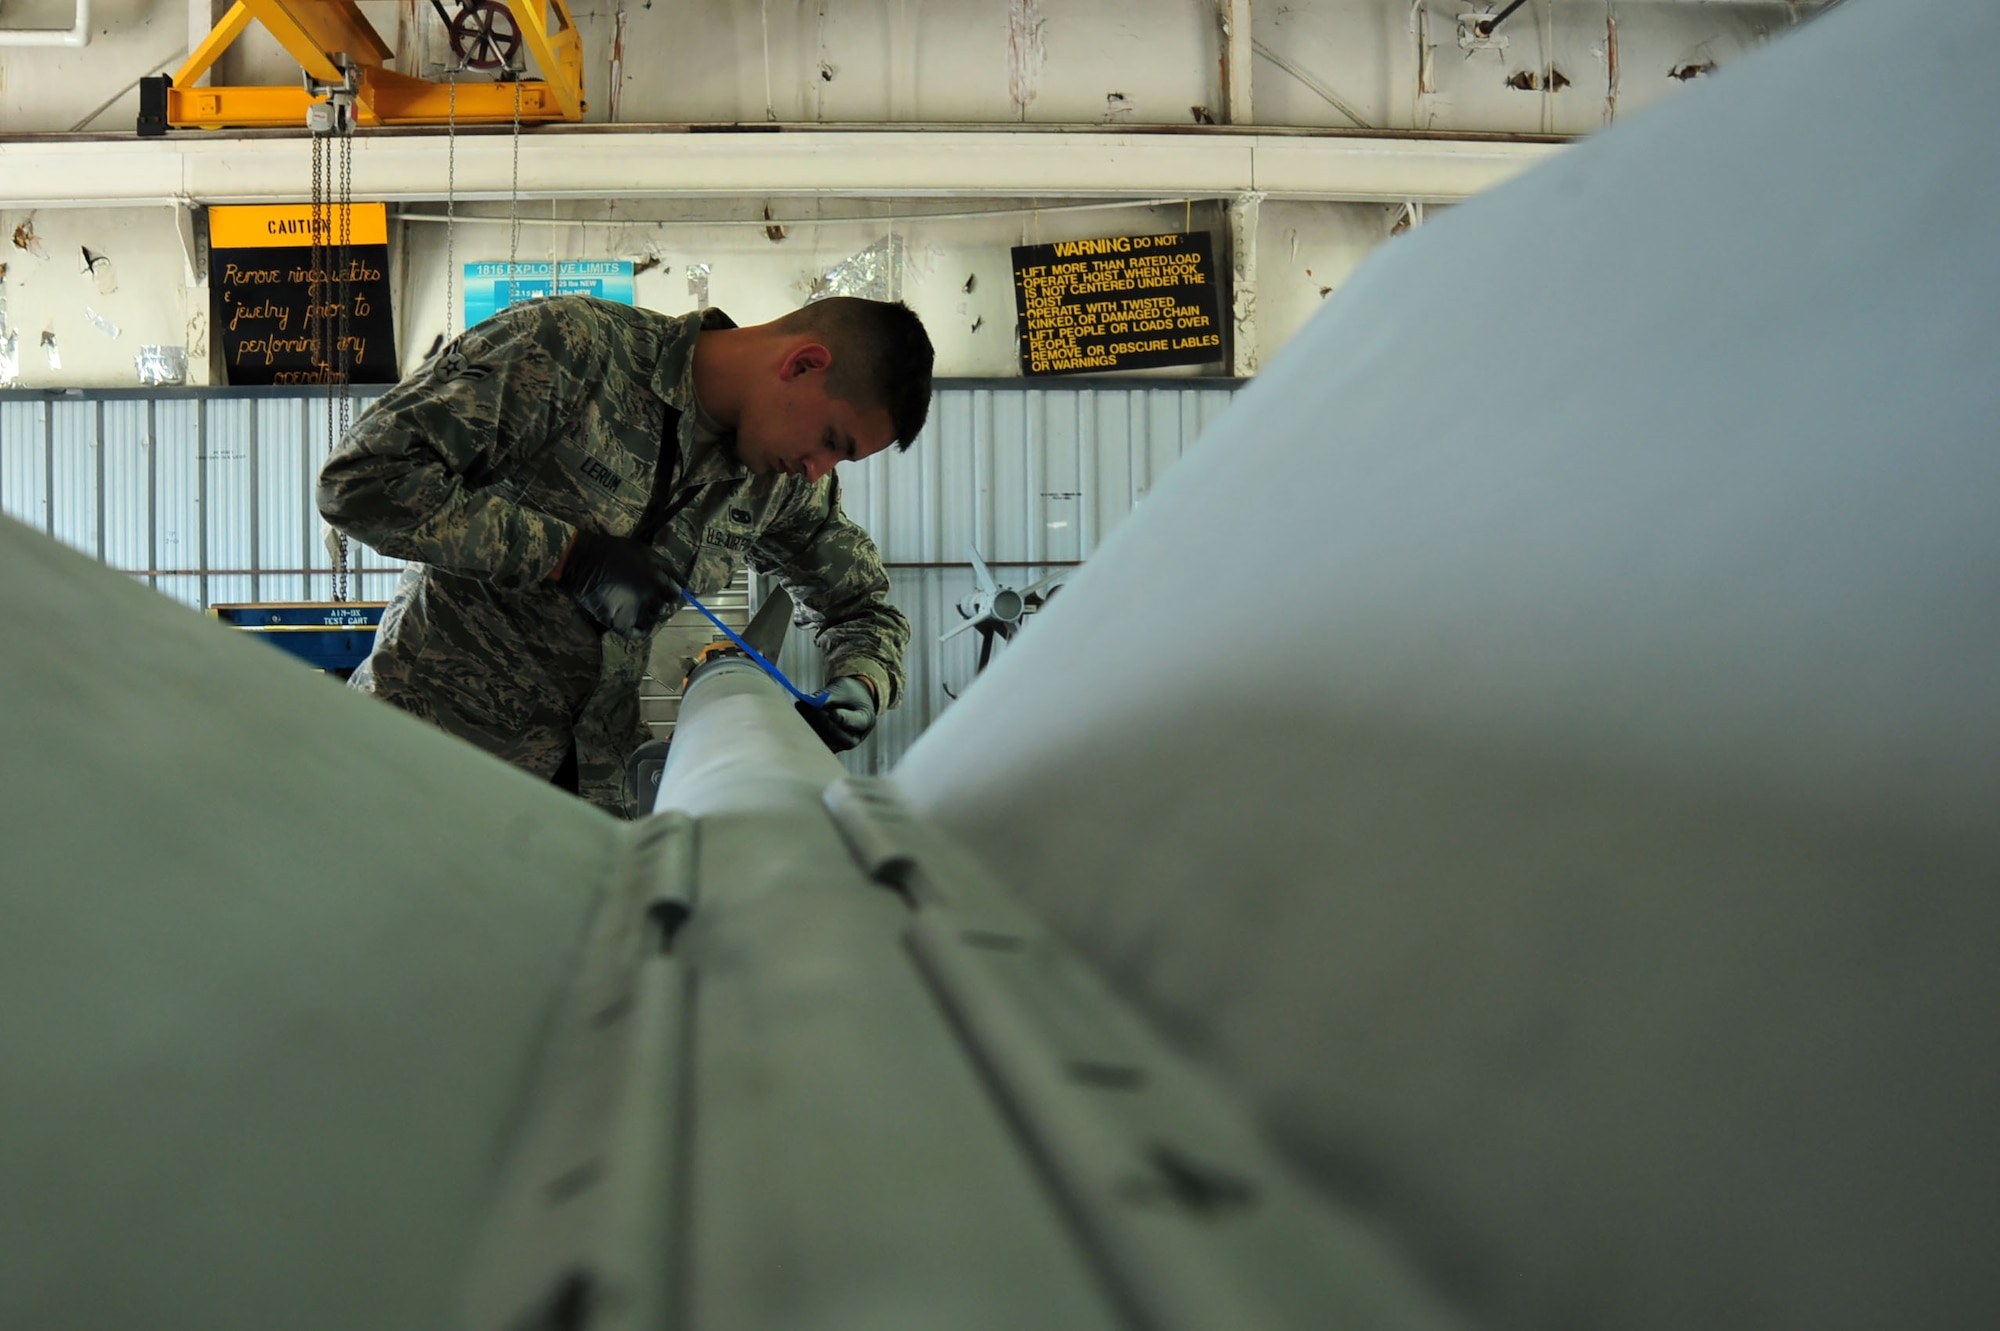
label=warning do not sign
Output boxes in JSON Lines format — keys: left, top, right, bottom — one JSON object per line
{"left": 1011, "top": 231, "right": 1224, "bottom": 377}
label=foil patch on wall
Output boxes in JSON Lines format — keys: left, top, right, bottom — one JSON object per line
{"left": 136, "top": 345, "right": 189, "bottom": 385}
{"left": 814, "top": 234, "right": 909, "bottom": 303}
{"left": 687, "top": 263, "right": 711, "bottom": 311}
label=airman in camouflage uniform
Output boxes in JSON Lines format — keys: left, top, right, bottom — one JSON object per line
{"left": 317, "top": 294, "right": 929, "bottom": 816}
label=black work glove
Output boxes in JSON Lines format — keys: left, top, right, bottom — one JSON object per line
{"left": 556, "top": 531, "right": 683, "bottom": 639}
{"left": 798, "top": 675, "right": 878, "bottom": 753}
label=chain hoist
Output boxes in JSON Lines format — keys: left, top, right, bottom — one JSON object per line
{"left": 432, "top": 0, "right": 526, "bottom": 326}
{"left": 335, "top": 122, "right": 355, "bottom": 602}
{"left": 308, "top": 55, "right": 360, "bottom": 602}
{"left": 439, "top": 24, "right": 526, "bottom": 339}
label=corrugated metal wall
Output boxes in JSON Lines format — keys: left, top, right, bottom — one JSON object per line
{"left": 0, "top": 389, "right": 400, "bottom": 609}
{"left": 1, "top": 380, "right": 1237, "bottom": 770}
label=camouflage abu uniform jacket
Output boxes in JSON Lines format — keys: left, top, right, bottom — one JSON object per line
{"left": 317, "top": 296, "right": 909, "bottom": 815}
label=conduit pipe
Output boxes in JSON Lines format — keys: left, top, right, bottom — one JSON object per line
{"left": 0, "top": 0, "right": 91, "bottom": 46}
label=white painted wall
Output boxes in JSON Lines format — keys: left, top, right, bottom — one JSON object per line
{"left": 15, "top": 0, "right": 1816, "bottom": 132}
{"left": 0, "top": 207, "right": 201, "bottom": 385}
{"left": 0, "top": 0, "right": 183, "bottom": 134}
{"left": 0, "top": 0, "right": 1833, "bottom": 388}
{"left": 1255, "top": 198, "right": 1412, "bottom": 361}
{"left": 2, "top": 191, "right": 1411, "bottom": 389}
{"left": 1259, "top": 1, "right": 1805, "bottom": 135}
{"left": 388, "top": 197, "right": 1233, "bottom": 381}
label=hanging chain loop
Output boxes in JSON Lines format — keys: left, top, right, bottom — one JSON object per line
{"left": 334, "top": 124, "right": 354, "bottom": 602}
{"left": 309, "top": 59, "right": 357, "bottom": 602}
{"left": 508, "top": 71, "right": 523, "bottom": 310}
{"left": 445, "top": 64, "right": 460, "bottom": 343}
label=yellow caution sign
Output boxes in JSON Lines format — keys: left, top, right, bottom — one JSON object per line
{"left": 208, "top": 203, "right": 398, "bottom": 386}
{"left": 209, "top": 204, "right": 388, "bottom": 250}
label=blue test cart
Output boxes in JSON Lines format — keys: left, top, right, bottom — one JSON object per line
{"left": 211, "top": 602, "right": 386, "bottom": 675}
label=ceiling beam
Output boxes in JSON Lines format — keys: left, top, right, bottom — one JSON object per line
{"left": 0, "top": 127, "right": 1561, "bottom": 211}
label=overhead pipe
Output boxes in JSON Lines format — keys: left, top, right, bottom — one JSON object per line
{"left": 0, "top": 0, "right": 91, "bottom": 46}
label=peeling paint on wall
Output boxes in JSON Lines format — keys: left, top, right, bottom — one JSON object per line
{"left": 1416, "top": 2, "right": 1437, "bottom": 95}
{"left": 81, "top": 247, "right": 116, "bottom": 295}
{"left": 814, "top": 1, "right": 829, "bottom": 122}
{"left": 1605, "top": 10, "right": 1620, "bottom": 124}
{"left": 1008, "top": 0, "right": 1046, "bottom": 120}
{"left": 609, "top": 8, "right": 627, "bottom": 123}
{"left": 13, "top": 217, "right": 46, "bottom": 260}
{"left": 1229, "top": 192, "right": 1262, "bottom": 377}
{"left": 0, "top": 283, "right": 15, "bottom": 386}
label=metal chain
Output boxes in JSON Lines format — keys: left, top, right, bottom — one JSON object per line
{"left": 311, "top": 131, "right": 336, "bottom": 596}
{"left": 311, "top": 130, "right": 325, "bottom": 382}
{"left": 508, "top": 73, "right": 523, "bottom": 310}
{"left": 445, "top": 65, "right": 459, "bottom": 341}
{"left": 334, "top": 125, "right": 354, "bottom": 601}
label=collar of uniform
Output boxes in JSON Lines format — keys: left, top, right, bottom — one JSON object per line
{"left": 656, "top": 307, "right": 754, "bottom": 489}
{"left": 652, "top": 306, "right": 738, "bottom": 406}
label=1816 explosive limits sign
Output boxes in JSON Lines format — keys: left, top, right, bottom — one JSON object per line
{"left": 1012, "top": 231, "right": 1223, "bottom": 377}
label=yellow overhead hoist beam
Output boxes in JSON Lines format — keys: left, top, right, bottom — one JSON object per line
{"left": 137, "top": 0, "right": 586, "bottom": 134}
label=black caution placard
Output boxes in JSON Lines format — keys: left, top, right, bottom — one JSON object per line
{"left": 1012, "top": 231, "right": 1224, "bottom": 377}
{"left": 209, "top": 204, "right": 398, "bottom": 387}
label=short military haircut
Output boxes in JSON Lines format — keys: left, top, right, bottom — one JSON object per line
{"left": 776, "top": 297, "right": 935, "bottom": 450}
